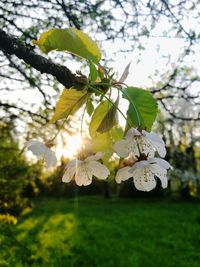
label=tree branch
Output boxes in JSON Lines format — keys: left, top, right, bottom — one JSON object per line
{"left": 5, "top": 53, "right": 50, "bottom": 105}
{"left": 0, "top": 29, "right": 87, "bottom": 89}
{"left": 0, "top": 101, "right": 48, "bottom": 123}
{"left": 160, "top": 99, "right": 200, "bottom": 121}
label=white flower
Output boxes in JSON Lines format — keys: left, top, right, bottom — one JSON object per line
{"left": 116, "top": 158, "right": 172, "bottom": 192}
{"left": 114, "top": 128, "right": 166, "bottom": 159}
{"left": 62, "top": 152, "right": 110, "bottom": 186}
{"left": 25, "top": 140, "right": 57, "bottom": 168}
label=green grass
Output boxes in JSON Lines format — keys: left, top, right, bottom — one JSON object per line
{"left": 1, "top": 197, "right": 200, "bottom": 267}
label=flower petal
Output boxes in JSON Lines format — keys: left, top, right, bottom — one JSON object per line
{"left": 132, "top": 169, "right": 146, "bottom": 191}
{"left": 138, "top": 138, "right": 155, "bottom": 158}
{"left": 25, "top": 140, "right": 46, "bottom": 156}
{"left": 133, "top": 168, "right": 156, "bottom": 192}
{"left": 88, "top": 161, "right": 110, "bottom": 180}
{"left": 85, "top": 152, "right": 103, "bottom": 162}
{"left": 142, "top": 131, "right": 166, "bottom": 157}
{"left": 149, "top": 164, "right": 168, "bottom": 188}
{"left": 113, "top": 139, "right": 130, "bottom": 158}
{"left": 44, "top": 149, "right": 57, "bottom": 167}
{"left": 129, "top": 160, "right": 150, "bottom": 173}
{"left": 151, "top": 140, "right": 166, "bottom": 158}
{"left": 62, "top": 160, "right": 78, "bottom": 183}
{"left": 149, "top": 158, "right": 172, "bottom": 170}
{"left": 75, "top": 164, "right": 93, "bottom": 186}
{"left": 126, "top": 128, "right": 141, "bottom": 139}
{"left": 115, "top": 166, "right": 132, "bottom": 184}
{"left": 66, "top": 159, "right": 80, "bottom": 169}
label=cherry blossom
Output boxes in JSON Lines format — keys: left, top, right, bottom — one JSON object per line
{"left": 62, "top": 152, "right": 110, "bottom": 186}
{"left": 114, "top": 128, "right": 166, "bottom": 159}
{"left": 116, "top": 157, "right": 172, "bottom": 192}
{"left": 25, "top": 140, "right": 57, "bottom": 168}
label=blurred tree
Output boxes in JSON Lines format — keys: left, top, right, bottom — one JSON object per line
{"left": 0, "top": 118, "right": 42, "bottom": 215}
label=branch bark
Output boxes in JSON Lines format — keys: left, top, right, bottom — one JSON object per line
{"left": 0, "top": 29, "right": 87, "bottom": 89}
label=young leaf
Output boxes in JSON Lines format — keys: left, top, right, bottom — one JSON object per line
{"left": 89, "top": 100, "right": 116, "bottom": 137}
{"left": 86, "top": 98, "right": 94, "bottom": 116}
{"left": 123, "top": 87, "right": 158, "bottom": 131}
{"left": 97, "top": 97, "right": 119, "bottom": 133}
{"left": 89, "top": 100, "right": 119, "bottom": 156}
{"left": 89, "top": 61, "right": 98, "bottom": 82}
{"left": 89, "top": 101, "right": 113, "bottom": 153}
{"left": 33, "top": 28, "right": 101, "bottom": 64}
{"left": 98, "top": 65, "right": 105, "bottom": 80}
{"left": 118, "top": 61, "right": 132, "bottom": 83}
{"left": 51, "top": 87, "right": 88, "bottom": 123}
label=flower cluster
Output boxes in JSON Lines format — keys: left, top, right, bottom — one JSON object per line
{"left": 114, "top": 128, "right": 172, "bottom": 191}
{"left": 26, "top": 31, "right": 172, "bottom": 192}
{"left": 25, "top": 127, "right": 172, "bottom": 191}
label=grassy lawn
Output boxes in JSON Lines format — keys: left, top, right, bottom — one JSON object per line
{"left": 1, "top": 197, "right": 200, "bottom": 267}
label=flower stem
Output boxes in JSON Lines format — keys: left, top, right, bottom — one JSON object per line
{"left": 80, "top": 96, "right": 88, "bottom": 152}
{"left": 50, "top": 118, "right": 67, "bottom": 142}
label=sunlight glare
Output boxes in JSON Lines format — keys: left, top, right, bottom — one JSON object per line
{"left": 56, "top": 133, "right": 83, "bottom": 159}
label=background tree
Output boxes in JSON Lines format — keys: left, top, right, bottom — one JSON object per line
{"left": 0, "top": 0, "right": 199, "bottom": 131}
{"left": 0, "top": 117, "right": 42, "bottom": 215}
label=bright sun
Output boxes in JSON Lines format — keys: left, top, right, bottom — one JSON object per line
{"left": 56, "top": 133, "right": 83, "bottom": 159}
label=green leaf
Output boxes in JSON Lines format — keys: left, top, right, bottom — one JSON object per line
{"left": 51, "top": 87, "right": 88, "bottom": 123}
{"left": 33, "top": 28, "right": 101, "bottom": 64}
{"left": 97, "top": 97, "right": 119, "bottom": 133}
{"left": 86, "top": 98, "right": 94, "bottom": 116}
{"left": 89, "top": 61, "right": 98, "bottom": 81}
{"left": 123, "top": 87, "right": 158, "bottom": 131}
